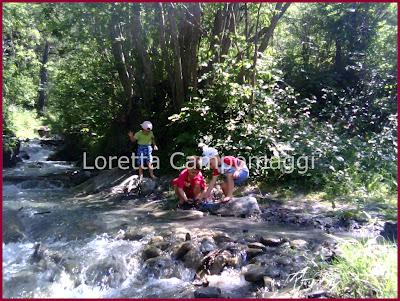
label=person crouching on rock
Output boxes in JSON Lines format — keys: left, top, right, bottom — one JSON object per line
{"left": 128, "top": 121, "right": 158, "bottom": 180}
{"left": 200, "top": 146, "right": 249, "bottom": 203}
{"left": 172, "top": 156, "right": 206, "bottom": 210}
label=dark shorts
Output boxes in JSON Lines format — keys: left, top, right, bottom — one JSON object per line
{"left": 136, "top": 145, "right": 153, "bottom": 166}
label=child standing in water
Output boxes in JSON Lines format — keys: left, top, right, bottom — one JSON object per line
{"left": 128, "top": 121, "right": 158, "bottom": 179}
{"left": 200, "top": 146, "right": 249, "bottom": 203}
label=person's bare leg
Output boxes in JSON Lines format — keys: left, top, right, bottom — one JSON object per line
{"left": 174, "top": 186, "right": 187, "bottom": 203}
{"left": 138, "top": 166, "right": 143, "bottom": 180}
{"left": 222, "top": 174, "right": 234, "bottom": 202}
{"left": 148, "top": 163, "right": 156, "bottom": 179}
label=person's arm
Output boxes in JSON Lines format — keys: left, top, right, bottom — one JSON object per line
{"left": 201, "top": 174, "right": 218, "bottom": 199}
{"left": 128, "top": 131, "right": 137, "bottom": 143}
{"left": 151, "top": 134, "right": 158, "bottom": 150}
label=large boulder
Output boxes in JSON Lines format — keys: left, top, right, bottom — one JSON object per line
{"left": 215, "top": 196, "right": 261, "bottom": 217}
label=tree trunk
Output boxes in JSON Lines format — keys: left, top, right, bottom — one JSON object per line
{"left": 36, "top": 40, "right": 50, "bottom": 114}
{"left": 109, "top": 11, "right": 134, "bottom": 113}
{"left": 156, "top": 3, "right": 175, "bottom": 99}
{"left": 258, "top": 3, "right": 291, "bottom": 53}
{"left": 167, "top": 4, "right": 185, "bottom": 109}
{"left": 179, "top": 3, "right": 202, "bottom": 96}
{"left": 130, "top": 3, "right": 154, "bottom": 104}
{"left": 250, "top": 4, "right": 262, "bottom": 108}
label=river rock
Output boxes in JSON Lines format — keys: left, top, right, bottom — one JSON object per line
{"left": 248, "top": 242, "right": 267, "bottom": 251}
{"left": 215, "top": 196, "right": 261, "bottom": 217}
{"left": 212, "top": 233, "right": 233, "bottom": 244}
{"left": 120, "top": 228, "right": 145, "bottom": 241}
{"left": 259, "top": 236, "right": 283, "bottom": 247}
{"left": 194, "top": 286, "right": 222, "bottom": 298}
{"left": 69, "top": 170, "right": 92, "bottom": 186}
{"left": 200, "top": 237, "right": 217, "bottom": 253}
{"left": 142, "top": 256, "right": 180, "bottom": 279}
{"left": 246, "top": 248, "right": 264, "bottom": 259}
{"left": 380, "top": 221, "right": 397, "bottom": 241}
{"left": 173, "top": 242, "right": 193, "bottom": 260}
{"left": 290, "top": 239, "right": 308, "bottom": 249}
{"left": 263, "top": 276, "right": 276, "bottom": 291}
{"left": 150, "top": 236, "right": 164, "bottom": 244}
{"left": 142, "top": 246, "right": 162, "bottom": 261}
{"left": 85, "top": 256, "right": 128, "bottom": 288}
{"left": 243, "top": 264, "right": 266, "bottom": 283}
{"left": 183, "top": 248, "right": 203, "bottom": 269}
{"left": 141, "top": 178, "right": 157, "bottom": 194}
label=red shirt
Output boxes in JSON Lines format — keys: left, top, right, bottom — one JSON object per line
{"left": 172, "top": 169, "right": 206, "bottom": 190}
{"left": 212, "top": 156, "right": 240, "bottom": 176}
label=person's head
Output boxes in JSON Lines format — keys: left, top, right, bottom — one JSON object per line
{"left": 186, "top": 156, "right": 202, "bottom": 176}
{"left": 140, "top": 121, "right": 153, "bottom": 133}
{"left": 201, "top": 146, "right": 219, "bottom": 169}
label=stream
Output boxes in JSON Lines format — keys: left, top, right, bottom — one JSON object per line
{"left": 2, "top": 139, "right": 368, "bottom": 298}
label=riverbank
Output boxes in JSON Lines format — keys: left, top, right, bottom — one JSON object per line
{"left": 3, "top": 139, "right": 397, "bottom": 298}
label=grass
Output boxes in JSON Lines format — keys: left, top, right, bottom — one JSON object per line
{"left": 7, "top": 105, "right": 43, "bottom": 139}
{"left": 306, "top": 239, "right": 398, "bottom": 298}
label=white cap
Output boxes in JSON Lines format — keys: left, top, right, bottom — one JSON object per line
{"left": 141, "top": 121, "right": 153, "bottom": 130}
{"left": 201, "top": 146, "right": 218, "bottom": 167}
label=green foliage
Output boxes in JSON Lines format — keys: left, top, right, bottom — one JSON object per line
{"left": 320, "top": 240, "right": 397, "bottom": 298}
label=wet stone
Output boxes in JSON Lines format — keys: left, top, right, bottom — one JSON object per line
{"left": 290, "top": 239, "right": 308, "bottom": 250}
{"left": 194, "top": 286, "right": 222, "bottom": 298}
{"left": 142, "top": 256, "right": 181, "bottom": 279}
{"left": 200, "top": 237, "right": 217, "bottom": 254}
{"left": 260, "top": 236, "right": 283, "bottom": 247}
{"left": 183, "top": 248, "right": 203, "bottom": 270}
{"left": 263, "top": 276, "right": 276, "bottom": 291}
{"left": 85, "top": 256, "right": 128, "bottom": 288}
{"left": 248, "top": 242, "right": 267, "bottom": 251}
{"left": 173, "top": 242, "right": 193, "bottom": 260}
{"left": 246, "top": 248, "right": 264, "bottom": 260}
{"left": 150, "top": 236, "right": 164, "bottom": 244}
{"left": 142, "top": 246, "right": 162, "bottom": 261}
{"left": 243, "top": 264, "right": 266, "bottom": 283}
{"left": 213, "top": 233, "right": 233, "bottom": 244}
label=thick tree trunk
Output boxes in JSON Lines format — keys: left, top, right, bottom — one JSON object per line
{"left": 258, "top": 3, "right": 291, "bottom": 53}
{"left": 36, "top": 40, "right": 50, "bottom": 114}
{"left": 110, "top": 12, "right": 134, "bottom": 113}
{"left": 167, "top": 4, "right": 185, "bottom": 109}
{"left": 130, "top": 3, "right": 154, "bottom": 104}
{"left": 156, "top": 3, "right": 175, "bottom": 99}
{"left": 179, "top": 3, "right": 202, "bottom": 96}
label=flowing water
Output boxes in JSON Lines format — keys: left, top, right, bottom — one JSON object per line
{"left": 3, "top": 139, "right": 335, "bottom": 298}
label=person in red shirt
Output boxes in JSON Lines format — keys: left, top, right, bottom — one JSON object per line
{"left": 200, "top": 146, "right": 249, "bottom": 203}
{"left": 171, "top": 156, "right": 206, "bottom": 209}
